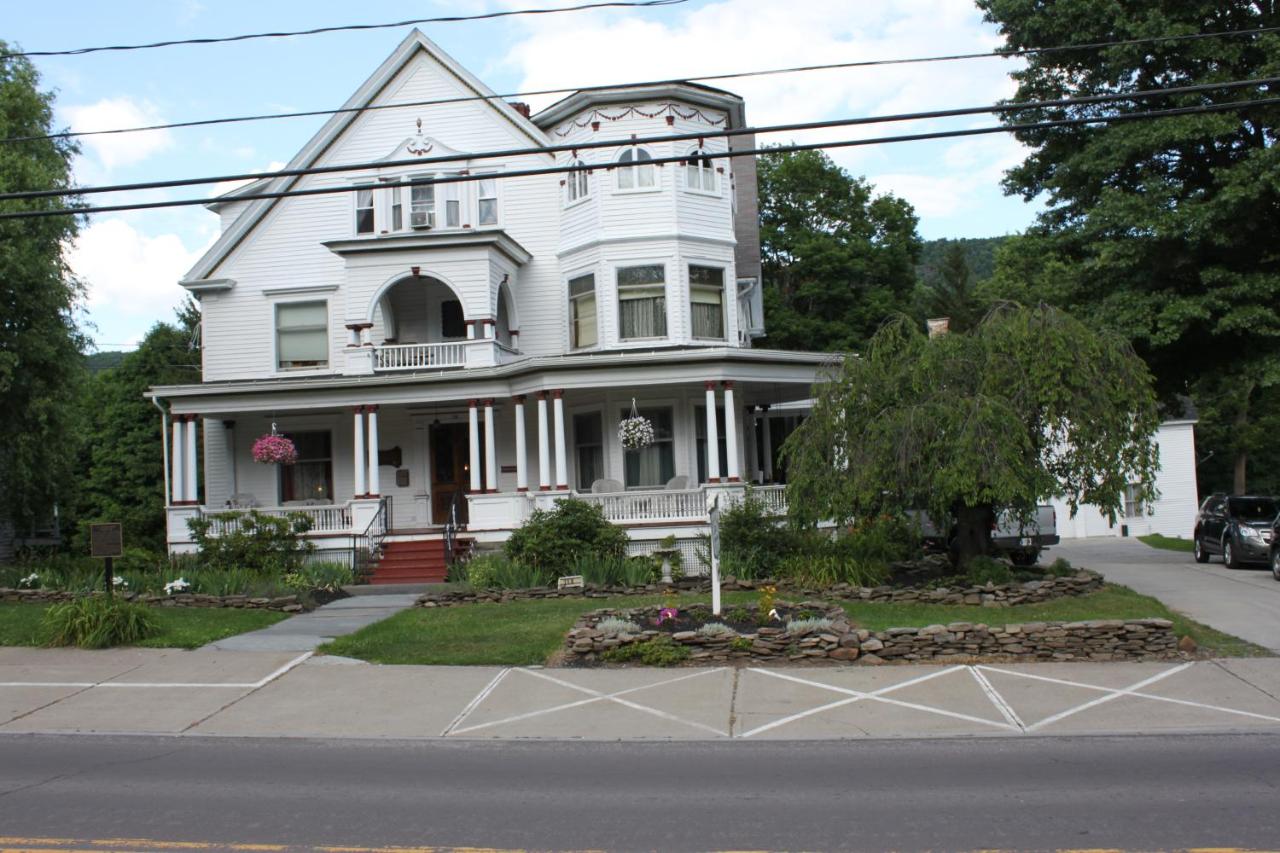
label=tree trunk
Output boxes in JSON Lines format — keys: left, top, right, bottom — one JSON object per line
{"left": 952, "top": 503, "right": 995, "bottom": 567}
{"left": 1234, "top": 381, "right": 1254, "bottom": 494}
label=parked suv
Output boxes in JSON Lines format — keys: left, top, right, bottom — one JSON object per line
{"left": 1194, "top": 494, "right": 1279, "bottom": 568}
{"left": 1272, "top": 514, "right": 1280, "bottom": 581}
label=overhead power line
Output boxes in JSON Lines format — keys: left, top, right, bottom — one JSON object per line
{"left": 0, "top": 0, "right": 688, "bottom": 59}
{"left": 4, "top": 76, "right": 1275, "bottom": 203}
{"left": 3, "top": 95, "right": 1276, "bottom": 221}
{"left": 5, "top": 24, "right": 1279, "bottom": 145}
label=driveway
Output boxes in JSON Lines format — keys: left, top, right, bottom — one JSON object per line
{"left": 1055, "top": 537, "right": 1280, "bottom": 651}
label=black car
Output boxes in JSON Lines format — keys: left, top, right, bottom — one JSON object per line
{"left": 1272, "top": 514, "right": 1280, "bottom": 581}
{"left": 1194, "top": 494, "right": 1278, "bottom": 568}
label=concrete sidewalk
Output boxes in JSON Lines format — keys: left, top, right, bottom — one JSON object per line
{"left": 5, "top": 646, "right": 1280, "bottom": 740}
{"left": 204, "top": 593, "right": 419, "bottom": 651}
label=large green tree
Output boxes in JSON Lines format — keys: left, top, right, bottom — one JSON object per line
{"left": 782, "top": 305, "right": 1160, "bottom": 564}
{"left": 978, "top": 1, "right": 1280, "bottom": 493}
{"left": 758, "top": 149, "right": 922, "bottom": 352}
{"left": 915, "top": 242, "right": 988, "bottom": 334}
{"left": 0, "top": 44, "right": 87, "bottom": 534}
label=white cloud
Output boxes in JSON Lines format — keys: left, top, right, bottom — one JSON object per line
{"left": 67, "top": 219, "right": 208, "bottom": 315}
{"left": 64, "top": 98, "right": 173, "bottom": 171}
{"left": 870, "top": 134, "right": 1027, "bottom": 219}
{"left": 206, "top": 160, "right": 288, "bottom": 199}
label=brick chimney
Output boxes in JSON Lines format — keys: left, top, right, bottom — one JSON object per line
{"left": 509, "top": 101, "right": 531, "bottom": 118}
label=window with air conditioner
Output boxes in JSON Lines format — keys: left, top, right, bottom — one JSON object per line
{"left": 410, "top": 182, "right": 435, "bottom": 229}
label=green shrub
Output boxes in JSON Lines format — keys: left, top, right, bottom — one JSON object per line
{"left": 718, "top": 490, "right": 796, "bottom": 579}
{"left": 600, "top": 635, "right": 690, "bottom": 666}
{"left": 572, "top": 553, "right": 656, "bottom": 587}
{"left": 187, "top": 510, "right": 315, "bottom": 574}
{"left": 42, "top": 597, "right": 160, "bottom": 649}
{"left": 965, "top": 555, "right": 1013, "bottom": 586}
{"left": 504, "top": 498, "right": 627, "bottom": 576}
{"left": 1046, "top": 557, "right": 1074, "bottom": 578}
{"left": 775, "top": 552, "right": 890, "bottom": 589}
{"left": 785, "top": 616, "right": 834, "bottom": 635}
{"left": 836, "top": 515, "right": 921, "bottom": 566}
{"left": 696, "top": 622, "right": 734, "bottom": 638}
{"left": 466, "top": 552, "right": 553, "bottom": 589}
{"left": 730, "top": 636, "right": 753, "bottom": 652}
{"left": 597, "top": 616, "right": 642, "bottom": 634}
{"left": 283, "top": 561, "right": 354, "bottom": 593}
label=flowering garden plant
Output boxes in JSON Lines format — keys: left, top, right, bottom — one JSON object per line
{"left": 618, "top": 415, "right": 655, "bottom": 451}
{"left": 252, "top": 434, "right": 298, "bottom": 465}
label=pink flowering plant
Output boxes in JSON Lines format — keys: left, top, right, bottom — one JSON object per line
{"left": 656, "top": 607, "right": 679, "bottom": 625}
{"left": 252, "top": 434, "right": 298, "bottom": 465}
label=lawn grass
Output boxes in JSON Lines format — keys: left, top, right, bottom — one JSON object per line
{"left": 319, "top": 583, "right": 1267, "bottom": 665}
{"left": 1139, "top": 533, "right": 1196, "bottom": 553}
{"left": 0, "top": 602, "right": 287, "bottom": 650}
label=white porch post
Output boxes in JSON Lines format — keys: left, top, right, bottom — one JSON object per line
{"left": 171, "top": 417, "right": 185, "bottom": 503}
{"left": 466, "top": 320, "right": 477, "bottom": 340}
{"left": 366, "top": 405, "right": 381, "bottom": 496}
{"left": 552, "top": 389, "right": 568, "bottom": 490}
{"left": 483, "top": 399, "right": 498, "bottom": 493}
{"left": 704, "top": 381, "right": 721, "bottom": 483}
{"left": 184, "top": 415, "right": 199, "bottom": 502}
{"left": 513, "top": 395, "right": 529, "bottom": 492}
{"left": 468, "top": 399, "right": 482, "bottom": 493}
{"left": 352, "top": 406, "right": 367, "bottom": 497}
{"left": 723, "top": 382, "right": 740, "bottom": 482}
{"left": 536, "top": 392, "right": 551, "bottom": 491}
{"left": 761, "top": 405, "right": 774, "bottom": 483}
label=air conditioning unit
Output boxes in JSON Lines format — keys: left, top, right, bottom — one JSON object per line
{"left": 410, "top": 210, "right": 435, "bottom": 229}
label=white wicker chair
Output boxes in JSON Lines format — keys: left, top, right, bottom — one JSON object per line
{"left": 664, "top": 474, "right": 690, "bottom": 490}
{"left": 590, "top": 478, "right": 624, "bottom": 494}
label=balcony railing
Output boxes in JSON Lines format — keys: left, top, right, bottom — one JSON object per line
{"left": 575, "top": 488, "right": 708, "bottom": 524}
{"left": 374, "top": 339, "right": 520, "bottom": 372}
{"left": 202, "top": 504, "right": 353, "bottom": 535}
{"left": 755, "top": 484, "right": 788, "bottom": 516}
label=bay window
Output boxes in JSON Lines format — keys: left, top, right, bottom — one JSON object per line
{"left": 617, "top": 264, "right": 667, "bottom": 340}
{"left": 689, "top": 265, "right": 725, "bottom": 339}
{"left": 617, "top": 147, "right": 655, "bottom": 190}
{"left": 686, "top": 149, "right": 716, "bottom": 193}
{"left": 276, "top": 301, "right": 329, "bottom": 370}
{"left": 622, "top": 407, "right": 674, "bottom": 488}
{"left": 567, "top": 159, "right": 590, "bottom": 203}
{"left": 569, "top": 273, "right": 598, "bottom": 349}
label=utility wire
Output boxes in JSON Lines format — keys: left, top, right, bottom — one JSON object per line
{"left": 0, "top": 0, "right": 688, "bottom": 59}
{"left": 4, "top": 96, "right": 1276, "bottom": 220}
{"left": 4, "top": 76, "right": 1275, "bottom": 202}
{"left": 5, "top": 24, "right": 1279, "bottom": 145}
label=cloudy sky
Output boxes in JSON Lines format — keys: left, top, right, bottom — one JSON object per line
{"left": 8, "top": 0, "right": 1038, "bottom": 352}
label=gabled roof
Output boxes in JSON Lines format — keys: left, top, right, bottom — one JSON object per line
{"left": 183, "top": 29, "right": 548, "bottom": 287}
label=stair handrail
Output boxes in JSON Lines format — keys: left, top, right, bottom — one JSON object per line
{"left": 355, "top": 496, "right": 391, "bottom": 581}
{"left": 443, "top": 489, "right": 467, "bottom": 573}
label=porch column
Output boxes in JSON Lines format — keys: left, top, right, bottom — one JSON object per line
{"left": 468, "top": 399, "right": 482, "bottom": 493}
{"left": 552, "top": 389, "right": 568, "bottom": 490}
{"left": 352, "top": 406, "right": 367, "bottom": 497}
{"left": 760, "top": 404, "right": 774, "bottom": 482}
{"left": 704, "top": 382, "right": 721, "bottom": 483}
{"left": 465, "top": 320, "right": 477, "bottom": 340}
{"left": 483, "top": 399, "right": 498, "bottom": 493}
{"left": 536, "top": 392, "right": 551, "bottom": 491}
{"left": 184, "top": 415, "right": 199, "bottom": 502}
{"left": 723, "top": 382, "right": 741, "bottom": 482}
{"left": 366, "top": 405, "right": 381, "bottom": 496}
{"left": 513, "top": 395, "right": 529, "bottom": 492}
{"left": 170, "top": 417, "right": 185, "bottom": 503}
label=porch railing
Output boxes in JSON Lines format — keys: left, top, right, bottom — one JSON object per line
{"left": 354, "top": 496, "right": 390, "bottom": 579}
{"left": 204, "top": 504, "right": 353, "bottom": 535}
{"left": 575, "top": 488, "right": 709, "bottom": 524}
{"left": 375, "top": 341, "right": 468, "bottom": 371}
{"left": 755, "top": 484, "right": 788, "bottom": 516}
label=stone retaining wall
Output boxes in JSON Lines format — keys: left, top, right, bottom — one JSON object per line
{"left": 562, "top": 601, "right": 1178, "bottom": 665}
{"left": 0, "top": 588, "right": 308, "bottom": 613}
{"left": 418, "top": 570, "right": 1104, "bottom": 609}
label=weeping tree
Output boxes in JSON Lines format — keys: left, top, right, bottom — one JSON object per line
{"left": 782, "top": 304, "right": 1161, "bottom": 566}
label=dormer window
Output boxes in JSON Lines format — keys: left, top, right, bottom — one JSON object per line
{"left": 567, "top": 160, "right": 590, "bottom": 204}
{"left": 616, "top": 147, "right": 655, "bottom": 191}
{"left": 685, "top": 149, "right": 717, "bottom": 193}
{"left": 355, "top": 187, "right": 375, "bottom": 234}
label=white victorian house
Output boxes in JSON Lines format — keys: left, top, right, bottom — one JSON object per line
{"left": 149, "top": 30, "right": 825, "bottom": 581}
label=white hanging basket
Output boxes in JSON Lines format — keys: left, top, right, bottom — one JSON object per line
{"left": 618, "top": 399, "right": 655, "bottom": 451}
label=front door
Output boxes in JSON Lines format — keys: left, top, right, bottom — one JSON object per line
{"left": 430, "top": 422, "right": 470, "bottom": 526}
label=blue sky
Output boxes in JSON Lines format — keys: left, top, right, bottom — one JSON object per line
{"left": 7, "top": 0, "right": 1041, "bottom": 351}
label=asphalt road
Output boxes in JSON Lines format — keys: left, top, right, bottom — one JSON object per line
{"left": 2, "top": 733, "right": 1279, "bottom": 851}
{"left": 1054, "top": 537, "right": 1280, "bottom": 651}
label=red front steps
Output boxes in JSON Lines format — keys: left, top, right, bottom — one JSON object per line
{"left": 367, "top": 538, "right": 468, "bottom": 584}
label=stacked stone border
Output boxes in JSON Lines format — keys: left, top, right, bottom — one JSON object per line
{"left": 417, "top": 569, "right": 1104, "bottom": 609}
{"left": 0, "top": 588, "right": 309, "bottom": 613}
{"left": 563, "top": 600, "right": 1178, "bottom": 665}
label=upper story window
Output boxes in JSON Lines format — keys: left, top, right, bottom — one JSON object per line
{"left": 685, "top": 149, "right": 717, "bottom": 193}
{"left": 276, "top": 301, "right": 329, "bottom": 370}
{"left": 477, "top": 177, "right": 498, "bottom": 225}
{"left": 617, "top": 264, "right": 666, "bottom": 340}
{"left": 616, "top": 147, "right": 655, "bottom": 191}
{"left": 567, "top": 160, "right": 591, "bottom": 204}
{"left": 689, "top": 265, "right": 725, "bottom": 340}
{"left": 410, "top": 183, "right": 435, "bottom": 228}
{"left": 355, "top": 187, "right": 375, "bottom": 234}
{"left": 568, "top": 273, "right": 597, "bottom": 349}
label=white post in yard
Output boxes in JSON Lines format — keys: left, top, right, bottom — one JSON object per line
{"left": 513, "top": 396, "right": 528, "bottom": 492}
{"left": 184, "top": 415, "right": 199, "bottom": 503}
{"left": 483, "top": 399, "right": 498, "bottom": 493}
{"left": 761, "top": 405, "right": 774, "bottom": 483}
{"left": 366, "top": 406, "right": 380, "bottom": 496}
{"left": 704, "top": 381, "right": 721, "bottom": 483}
{"left": 709, "top": 495, "right": 722, "bottom": 616}
{"left": 352, "top": 407, "right": 367, "bottom": 497}
{"left": 171, "top": 417, "right": 185, "bottom": 503}
{"left": 552, "top": 389, "right": 568, "bottom": 490}
{"left": 536, "top": 392, "right": 551, "bottom": 490}
{"left": 723, "top": 382, "right": 740, "bottom": 482}
{"left": 468, "top": 399, "right": 482, "bottom": 493}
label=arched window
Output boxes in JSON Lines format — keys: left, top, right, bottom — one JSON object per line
{"left": 616, "top": 147, "right": 655, "bottom": 190}
{"left": 567, "top": 159, "right": 591, "bottom": 203}
{"left": 685, "top": 148, "right": 716, "bottom": 193}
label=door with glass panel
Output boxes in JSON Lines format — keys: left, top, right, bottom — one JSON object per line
{"left": 429, "top": 422, "right": 470, "bottom": 525}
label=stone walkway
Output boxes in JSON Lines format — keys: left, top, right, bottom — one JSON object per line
{"left": 203, "top": 593, "right": 419, "bottom": 651}
{"left": 4, "top": 647, "right": 1280, "bottom": 740}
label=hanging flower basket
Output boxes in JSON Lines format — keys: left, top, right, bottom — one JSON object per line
{"left": 252, "top": 434, "right": 298, "bottom": 465}
{"left": 618, "top": 400, "right": 655, "bottom": 451}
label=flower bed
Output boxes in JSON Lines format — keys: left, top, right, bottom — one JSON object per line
{"left": 562, "top": 601, "right": 1179, "bottom": 666}
{"left": 0, "top": 587, "right": 311, "bottom": 613}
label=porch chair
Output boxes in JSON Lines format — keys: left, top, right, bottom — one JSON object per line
{"left": 590, "top": 478, "right": 624, "bottom": 494}
{"left": 664, "top": 475, "right": 690, "bottom": 491}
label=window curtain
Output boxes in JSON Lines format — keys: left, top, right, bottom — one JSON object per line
{"left": 623, "top": 408, "right": 674, "bottom": 487}
{"left": 277, "top": 302, "right": 329, "bottom": 367}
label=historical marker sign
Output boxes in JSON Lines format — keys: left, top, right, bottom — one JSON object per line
{"left": 557, "top": 574, "right": 585, "bottom": 590}
{"left": 89, "top": 523, "right": 123, "bottom": 559}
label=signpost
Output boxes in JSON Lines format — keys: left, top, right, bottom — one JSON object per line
{"left": 89, "top": 523, "right": 123, "bottom": 598}
{"left": 708, "top": 495, "right": 721, "bottom": 616}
